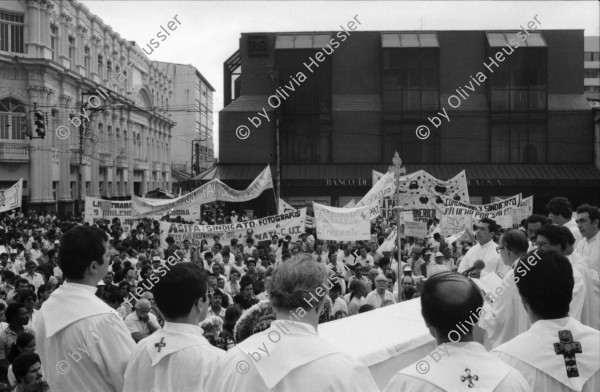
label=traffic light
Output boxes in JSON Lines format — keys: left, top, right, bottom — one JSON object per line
{"left": 33, "top": 111, "right": 45, "bottom": 138}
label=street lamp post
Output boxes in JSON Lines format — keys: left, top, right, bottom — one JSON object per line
{"left": 389, "top": 151, "right": 406, "bottom": 302}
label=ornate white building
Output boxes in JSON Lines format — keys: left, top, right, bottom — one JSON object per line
{"left": 0, "top": 0, "right": 175, "bottom": 215}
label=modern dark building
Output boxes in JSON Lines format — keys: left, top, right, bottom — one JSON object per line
{"left": 209, "top": 30, "right": 600, "bottom": 215}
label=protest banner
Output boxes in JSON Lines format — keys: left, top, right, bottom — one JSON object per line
{"left": 278, "top": 198, "right": 297, "bottom": 214}
{"left": 0, "top": 179, "right": 22, "bottom": 213}
{"left": 495, "top": 215, "right": 514, "bottom": 229}
{"left": 400, "top": 211, "right": 414, "bottom": 223}
{"left": 377, "top": 227, "right": 397, "bottom": 253}
{"left": 133, "top": 166, "right": 273, "bottom": 220}
{"left": 440, "top": 215, "right": 474, "bottom": 237}
{"left": 360, "top": 170, "right": 470, "bottom": 220}
{"left": 505, "top": 195, "right": 533, "bottom": 228}
{"left": 84, "top": 196, "right": 136, "bottom": 233}
{"left": 443, "top": 193, "right": 522, "bottom": 214}
{"left": 404, "top": 221, "right": 428, "bottom": 238}
{"left": 160, "top": 208, "right": 306, "bottom": 248}
{"left": 313, "top": 203, "right": 371, "bottom": 241}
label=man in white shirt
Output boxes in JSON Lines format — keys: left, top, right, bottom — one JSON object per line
{"left": 493, "top": 249, "right": 600, "bottom": 392}
{"left": 124, "top": 299, "right": 161, "bottom": 343}
{"left": 365, "top": 274, "right": 396, "bottom": 308}
{"left": 355, "top": 247, "right": 374, "bottom": 269}
{"left": 574, "top": 204, "right": 600, "bottom": 300}
{"left": 34, "top": 226, "right": 135, "bottom": 392}
{"left": 20, "top": 261, "right": 45, "bottom": 290}
{"left": 479, "top": 229, "right": 530, "bottom": 348}
{"left": 123, "top": 262, "right": 225, "bottom": 392}
{"left": 383, "top": 271, "right": 530, "bottom": 392}
{"left": 206, "top": 255, "right": 379, "bottom": 392}
{"left": 546, "top": 197, "right": 582, "bottom": 243}
{"left": 457, "top": 218, "right": 501, "bottom": 275}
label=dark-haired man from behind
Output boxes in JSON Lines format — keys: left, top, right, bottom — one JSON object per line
{"left": 383, "top": 271, "right": 530, "bottom": 392}
{"left": 35, "top": 226, "right": 135, "bottom": 392}
{"left": 493, "top": 249, "right": 600, "bottom": 392}
{"left": 123, "top": 263, "right": 224, "bottom": 392}
{"left": 479, "top": 229, "right": 530, "bottom": 349}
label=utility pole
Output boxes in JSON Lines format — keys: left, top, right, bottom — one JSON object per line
{"left": 267, "top": 65, "right": 281, "bottom": 204}
{"left": 389, "top": 151, "right": 406, "bottom": 302}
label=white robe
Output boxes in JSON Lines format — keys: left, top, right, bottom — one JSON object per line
{"left": 365, "top": 289, "right": 396, "bottom": 308}
{"left": 205, "top": 320, "right": 379, "bottom": 392}
{"left": 123, "top": 322, "right": 225, "bottom": 392}
{"left": 478, "top": 269, "right": 529, "bottom": 349}
{"left": 569, "top": 253, "right": 600, "bottom": 330}
{"left": 34, "top": 282, "right": 135, "bottom": 392}
{"left": 383, "top": 342, "right": 531, "bottom": 392}
{"left": 564, "top": 218, "right": 583, "bottom": 244}
{"left": 575, "top": 234, "right": 600, "bottom": 305}
{"left": 493, "top": 317, "right": 600, "bottom": 392}
{"left": 457, "top": 240, "right": 501, "bottom": 275}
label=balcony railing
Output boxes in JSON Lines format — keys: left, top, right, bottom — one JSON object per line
{"left": 0, "top": 143, "right": 29, "bottom": 162}
{"left": 116, "top": 156, "right": 129, "bottom": 169}
{"left": 152, "top": 161, "right": 161, "bottom": 171}
{"left": 99, "top": 153, "right": 113, "bottom": 167}
{"left": 134, "top": 158, "right": 149, "bottom": 170}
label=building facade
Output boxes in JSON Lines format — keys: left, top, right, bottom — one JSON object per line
{"left": 217, "top": 30, "right": 600, "bottom": 214}
{"left": 156, "top": 62, "right": 215, "bottom": 190}
{"left": 584, "top": 36, "right": 600, "bottom": 100}
{"left": 0, "top": 0, "right": 175, "bottom": 215}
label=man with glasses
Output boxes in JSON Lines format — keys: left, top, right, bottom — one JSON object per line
{"left": 457, "top": 218, "right": 501, "bottom": 276}
{"left": 366, "top": 274, "right": 396, "bottom": 308}
{"left": 20, "top": 262, "right": 44, "bottom": 291}
{"left": 479, "top": 229, "right": 529, "bottom": 349}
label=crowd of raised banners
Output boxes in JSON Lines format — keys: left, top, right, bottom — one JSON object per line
{"left": 159, "top": 209, "right": 306, "bottom": 248}
{"left": 80, "top": 164, "right": 533, "bottom": 244}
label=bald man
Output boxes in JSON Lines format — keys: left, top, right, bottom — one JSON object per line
{"left": 383, "top": 272, "right": 530, "bottom": 392}
{"left": 124, "top": 298, "right": 161, "bottom": 342}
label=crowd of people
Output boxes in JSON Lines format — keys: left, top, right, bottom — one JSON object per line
{"left": 0, "top": 195, "right": 597, "bottom": 391}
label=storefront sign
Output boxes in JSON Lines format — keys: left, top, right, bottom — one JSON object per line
{"left": 325, "top": 178, "right": 370, "bottom": 186}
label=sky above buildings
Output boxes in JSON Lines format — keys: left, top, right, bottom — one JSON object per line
{"left": 80, "top": 0, "right": 600, "bottom": 158}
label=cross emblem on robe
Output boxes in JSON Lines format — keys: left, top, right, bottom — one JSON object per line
{"left": 554, "top": 330, "right": 582, "bottom": 378}
{"left": 460, "top": 368, "right": 479, "bottom": 388}
{"left": 155, "top": 337, "right": 167, "bottom": 352}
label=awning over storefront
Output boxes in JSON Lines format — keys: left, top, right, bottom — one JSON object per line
{"left": 192, "top": 163, "right": 600, "bottom": 187}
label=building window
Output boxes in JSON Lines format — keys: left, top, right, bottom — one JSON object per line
{"left": 68, "top": 36, "right": 75, "bottom": 69}
{"left": 486, "top": 32, "right": 548, "bottom": 163}
{"left": 84, "top": 46, "right": 90, "bottom": 74}
{"left": 584, "top": 69, "right": 600, "bottom": 79}
{"left": 106, "top": 60, "right": 112, "bottom": 80}
{"left": 50, "top": 25, "right": 58, "bottom": 60}
{"left": 584, "top": 52, "right": 600, "bottom": 61}
{"left": 98, "top": 55, "right": 103, "bottom": 78}
{"left": 0, "top": 98, "right": 26, "bottom": 140}
{"left": 381, "top": 34, "right": 440, "bottom": 163}
{"left": 275, "top": 46, "right": 332, "bottom": 164}
{"left": 0, "top": 12, "right": 24, "bottom": 53}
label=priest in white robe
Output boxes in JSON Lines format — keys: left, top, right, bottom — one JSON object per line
{"left": 206, "top": 255, "right": 379, "bottom": 392}
{"left": 493, "top": 249, "right": 600, "bottom": 392}
{"left": 383, "top": 271, "right": 530, "bottom": 392}
{"left": 574, "top": 205, "right": 600, "bottom": 305}
{"left": 457, "top": 218, "right": 501, "bottom": 276}
{"left": 477, "top": 230, "right": 530, "bottom": 348}
{"left": 123, "top": 263, "right": 225, "bottom": 392}
{"left": 545, "top": 197, "right": 583, "bottom": 243}
{"left": 34, "top": 227, "right": 135, "bottom": 392}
